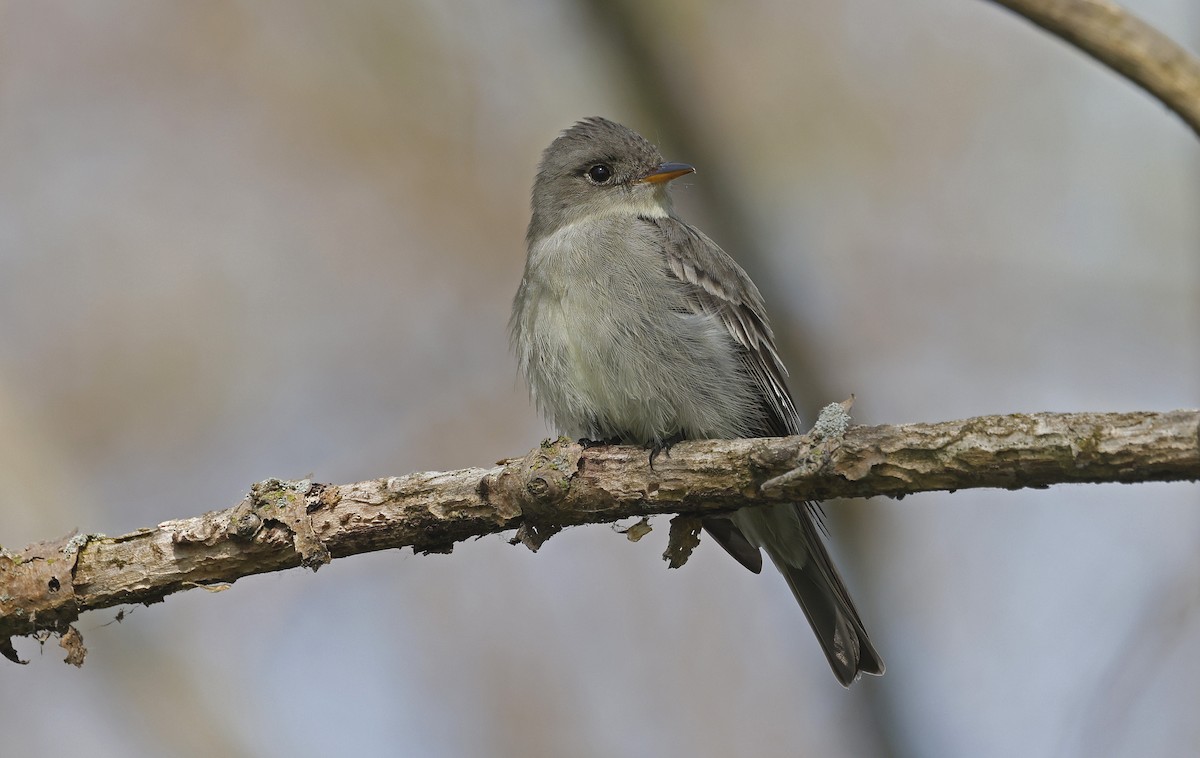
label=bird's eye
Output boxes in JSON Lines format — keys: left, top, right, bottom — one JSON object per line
{"left": 586, "top": 164, "right": 613, "bottom": 183}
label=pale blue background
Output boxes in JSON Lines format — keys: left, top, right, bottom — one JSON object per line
{"left": 0, "top": 1, "right": 1197, "bottom": 756}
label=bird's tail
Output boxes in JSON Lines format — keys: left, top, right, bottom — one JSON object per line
{"left": 732, "top": 503, "right": 884, "bottom": 686}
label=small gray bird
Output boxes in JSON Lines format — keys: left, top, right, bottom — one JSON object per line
{"left": 511, "top": 117, "right": 883, "bottom": 685}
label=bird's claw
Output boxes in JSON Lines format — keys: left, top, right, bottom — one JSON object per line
{"left": 647, "top": 432, "right": 686, "bottom": 470}
{"left": 579, "top": 436, "right": 622, "bottom": 449}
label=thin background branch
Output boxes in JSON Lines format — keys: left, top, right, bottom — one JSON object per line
{"left": 989, "top": 0, "right": 1200, "bottom": 136}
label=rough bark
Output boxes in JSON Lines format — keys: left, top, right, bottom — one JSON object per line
{"left": 1, "top": 409, "right": 1197, "bottom": 665}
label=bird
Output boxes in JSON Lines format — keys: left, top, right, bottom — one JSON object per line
{"left": 510, "top": 116, "right": 883, "bottom": 685}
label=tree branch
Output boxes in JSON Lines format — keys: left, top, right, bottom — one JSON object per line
{"left": 2, "top": 409, "right": 1197, "bottom": 664}
{"left": 987, "top": 0, "right": 1200, "bottom": 136}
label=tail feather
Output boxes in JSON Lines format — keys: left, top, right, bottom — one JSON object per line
{"left": 731, "top": 503, "right": 883, "bottom": 686}
{"left": 702, "top": 517, "right": 763, "bottom": 574}
{"left": 771, "top": 551, "right": 884, "bottom": 686}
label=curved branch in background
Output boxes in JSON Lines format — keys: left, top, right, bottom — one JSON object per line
{"left": 989, "top": 0, "right": 1200, "bottom": 136}
{"left": 1, "top": 409, "right": 1196, "bottom": 665}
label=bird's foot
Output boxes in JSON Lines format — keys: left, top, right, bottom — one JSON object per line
{"left": 578, "top": 436, "right": 622, "bottom": 449}
{"left": 647, "top": 432, "right": 686, "bottom": 470}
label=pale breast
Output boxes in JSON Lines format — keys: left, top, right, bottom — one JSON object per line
{"left": 515, "top": 219, "right": 762, "bottom": 443}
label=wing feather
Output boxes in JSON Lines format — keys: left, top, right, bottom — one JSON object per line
{"left": 650, "top": 216, "right": 799, "bottom": 437}
{"left": 644, "top": 215, "right": 884, "bottom": 684}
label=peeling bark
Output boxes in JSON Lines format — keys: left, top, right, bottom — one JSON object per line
{"left": 1, "top": 409, "right": 1196, "bottom": 664}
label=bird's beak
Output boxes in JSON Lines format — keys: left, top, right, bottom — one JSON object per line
{"left": 637, "top": 162, "right": 695, "bottom": 184}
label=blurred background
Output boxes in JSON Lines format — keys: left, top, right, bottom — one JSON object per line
{"left": 1, "top": 1, "right": 1197, "bottom": 756}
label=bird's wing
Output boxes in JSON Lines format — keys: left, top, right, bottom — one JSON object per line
{"left": 645, "top": 216, "right": 884, "bottom": 684}
{"left": 645, "top": 216, "right": 800, "bottom": 437}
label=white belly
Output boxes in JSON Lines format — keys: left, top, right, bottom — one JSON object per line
{"left": 517, "top": 267, "right": 760, "bottom": 444}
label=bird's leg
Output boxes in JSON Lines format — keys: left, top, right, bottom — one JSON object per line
{"left": 647, "top": 432, "right": 686, "bottom": 470}
{"left": 578, "top": 436, "right": 622, "bottom": 449}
